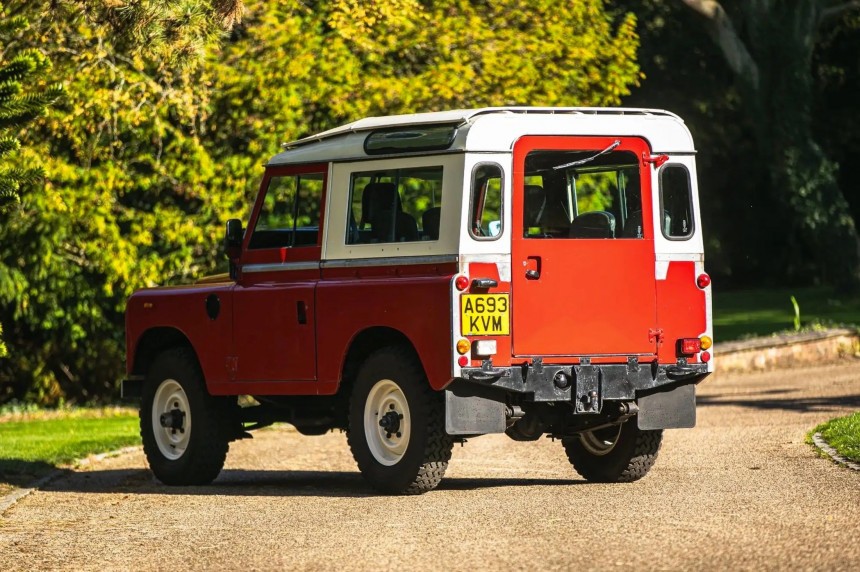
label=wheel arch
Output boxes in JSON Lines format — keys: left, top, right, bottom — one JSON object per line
{"left": 132, "top": 327, "right": 199, "bottom": 377}
{"left": 338, "top": 327, "right": 423, "bottom": 397}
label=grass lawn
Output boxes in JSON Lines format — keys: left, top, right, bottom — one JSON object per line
{"left": 713, "top": 286, "right": 860, "bottom": 342}
{"left": 811, "top": 412, "right": 860, "bottom": 464}
{"left": 0, "top": 408, "right": 140, "bottom": 496}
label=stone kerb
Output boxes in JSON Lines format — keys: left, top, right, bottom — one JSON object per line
{"left": 714, "top": 328, "right": 860, "bottom": 374}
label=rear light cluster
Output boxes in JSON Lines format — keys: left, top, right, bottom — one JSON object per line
{"left": 678, "top": 336, "right": 713, "bottom": 363}
{"left": 455, "top": 338, "right": 498, "bottom": 368}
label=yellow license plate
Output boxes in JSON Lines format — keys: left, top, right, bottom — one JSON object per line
{"left": 460, "top": 294, "right": 510, "bottom": 336}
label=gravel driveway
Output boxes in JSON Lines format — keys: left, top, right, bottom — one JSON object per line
{"left": 2, "top": 361, "right": 859, "bottom": 571}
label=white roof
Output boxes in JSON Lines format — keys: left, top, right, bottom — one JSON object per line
{"left": 268, "top": 107, "right": 695, "bottom": 166}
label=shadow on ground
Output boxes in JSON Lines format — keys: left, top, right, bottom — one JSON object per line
{"left": 0, "top": 459, "right": 59, "bottom": 490}
{"left": 30, "top": 468, "right": 582, "bottom": 498}
{"left": 697, "top": 392, "right": 860, "bottom": 413}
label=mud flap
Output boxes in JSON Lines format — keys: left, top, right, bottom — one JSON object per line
{"left": 637, "top": 383, "right": 696, "bottom": 430}
{"left": 445, "top": 389, "right": 506, "bottom": 435}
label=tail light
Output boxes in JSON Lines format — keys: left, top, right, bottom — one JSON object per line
{"left": 454, "top": 275, "right": 469, "bottom": 291}
{"left": 696, "top": 273, "right": 711, "bottom": 289}
{"left": 678, "top": 338, "right": 702, "bottom": 355}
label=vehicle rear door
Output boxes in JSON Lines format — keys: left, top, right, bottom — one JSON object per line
{"left": 231, "top": 164, "right": 327, "bottom": 382}
{"left": 511, "top": 136, "right": 658, "bottom": 357}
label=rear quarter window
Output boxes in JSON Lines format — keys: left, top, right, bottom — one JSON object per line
{"left": 659, "top": 164, "right": 694, "bottom": 240}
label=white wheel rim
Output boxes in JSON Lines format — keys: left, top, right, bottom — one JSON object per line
{"left": 364, "top": 379, "right": 411, "bottom": 466}
{"left": 579, "top": 424, "right": 622, "bottom": 456}
{"left": 152, "top": 379, "right": 191, "bottom": 461}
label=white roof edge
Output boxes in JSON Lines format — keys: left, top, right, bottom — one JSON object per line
{"left": 281, "top": 107, "right": 683, "bottom": 150}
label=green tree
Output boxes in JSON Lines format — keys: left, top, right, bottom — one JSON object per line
{"left": 0, "top": 4, "right": 63, "bottom": 359}
{"left": 679, "top": 0, "right": 860, "bottom": 290}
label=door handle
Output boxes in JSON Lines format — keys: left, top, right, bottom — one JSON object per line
{"left": 296, "top": 301, "right": 308, "bottom": 325}
{"left": 525, "top": 256, "right": 541, "bottom": 280}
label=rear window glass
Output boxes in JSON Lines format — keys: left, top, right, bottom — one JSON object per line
{"left": 522, "top": 150, "right": 643, "bottom": 239}
{"left": 660, "top": 165, "right": 694, "bottom": 239}
{"left": 364, "top": 125, "right": 457, "bottom": 155}
{"left": 347, "top": 166, "right": 444, "bottom": 244}
{"left": 470, "top": 163, "right": 503, "bottom": 239}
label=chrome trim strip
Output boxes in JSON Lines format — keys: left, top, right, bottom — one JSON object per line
{"left": 322, "top": 254, "right": 459, "bottom": 269}
{"left": 242, "top": 261, "right": 320, "bottom": 274}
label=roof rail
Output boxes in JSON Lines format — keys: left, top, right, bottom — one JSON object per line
{"left": 281, "top": 107, "right": 682, "bottom": 150}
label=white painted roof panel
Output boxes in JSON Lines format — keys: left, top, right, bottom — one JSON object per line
{"left": 268, "top": 107, "right": 694, "bottom": 166}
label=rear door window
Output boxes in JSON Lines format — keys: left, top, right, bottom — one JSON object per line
{"left": 522, "top": 149, "right": 643, "bottom": 239}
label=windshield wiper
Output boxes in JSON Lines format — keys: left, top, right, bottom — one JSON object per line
{"left": 552, "top": 140, "right": 621, "bottom": 170}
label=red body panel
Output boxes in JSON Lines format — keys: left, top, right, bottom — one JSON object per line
{"left": 316, "top": 266, "right": 456, "bottom": 394}
{"left": 656, "top": 261, "right": 707, "bottom": 364}
{"left": 126, "top": 283, "right": 235, "bottom": 384}
{"left": 510, "top": 135, "right": 658, "bottom": 358}
{"left": 231, "top": 269, "right": 318, "bottom": 381}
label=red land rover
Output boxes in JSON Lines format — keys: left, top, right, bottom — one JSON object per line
{"left": 123, "top": 107, "right": 713, "bottom": 494}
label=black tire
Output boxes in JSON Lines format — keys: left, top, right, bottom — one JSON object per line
{"left": 347, "top": 347, "right": 453, "bottom": 495}
{"left": 561, "top": 420, "right": 662, "bottom": 483}
{"left": 140, "top": 347, "right": 231, "bottom": 486}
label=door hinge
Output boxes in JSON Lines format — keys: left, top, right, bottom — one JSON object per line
{"left": 642, "top": 152, "right": 669, "bottom": 168}
{"left": 648, "top": 328, "right": 664, "bottom": 345}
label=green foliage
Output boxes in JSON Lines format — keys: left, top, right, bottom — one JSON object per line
{"left": 0, "top": 0, "right": 640, "bottom": 405}
{"left": 0, "top": 4, "right": 63, "bottom": 211}
{"left": 812, "top": 411, "right": 860, "bottom": 464}
{"left": 790, "top": 295, "right": 801, "bottom": 331}
{"left": 0, "top": 3, "right": 63, "bottom": 367}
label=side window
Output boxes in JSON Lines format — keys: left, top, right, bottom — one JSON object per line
{"left": 346, "top": 166, "right": 444, "bottom": 244}
{"left": 522, "top": 150, "right": 642, "bottom": 239}
{"left": 249, "top": 172, "right": 323, "bottom": 249}
{"left": 470, "top": 163, "right": 503, "bottom": 239}
{"left": 660, "top": 165, "right": 694, "bottom": 239}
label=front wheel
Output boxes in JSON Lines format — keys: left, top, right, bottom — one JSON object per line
{"left": 347, "top": 347, "right": 453, "bottom": 494}
{"left": 561, "top": 420, "right": 662, "bottom": 483}
{"left": 140, "top": 348, "right": 231, "bottom": 486}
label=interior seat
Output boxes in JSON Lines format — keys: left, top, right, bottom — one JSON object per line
{"left": 422, "top": 207, "right": 441, "bottom": 240}
{"left": 569, "top": 211, "right": 616, "bottom": 238}
{"left": 362, "top": 182, "right": 418, "bottom": 242}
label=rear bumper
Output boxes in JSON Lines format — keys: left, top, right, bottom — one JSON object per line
{"left": 458, "top": 359, "right": 709, "bottom": 404}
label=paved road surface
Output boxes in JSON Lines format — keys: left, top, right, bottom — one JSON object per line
{"left": 2, "top": 362, "right": 859, "bottom": 571}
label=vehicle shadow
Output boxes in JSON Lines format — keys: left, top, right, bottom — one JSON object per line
{"left": 35, "top": 467, "right": 583, "bottom": 498}
{"left": 0, "top": 459, "right": 60, "bottom": 490}
{"left": 697, "top": 392, "right": 860, "bottom": 413}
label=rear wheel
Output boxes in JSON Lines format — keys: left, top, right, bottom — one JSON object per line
{"left": 140, "top": 348, "right": 231, "bottom": 486}
{"left": 347, "top": 347, "right": 453, "bottom": 494}
{"left": 561, "top": 419, "right": 662, "bottom": 483}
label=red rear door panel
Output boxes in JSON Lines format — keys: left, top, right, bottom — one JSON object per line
{"left": 511, "top": 135, "right": 658, "bottom": 357}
